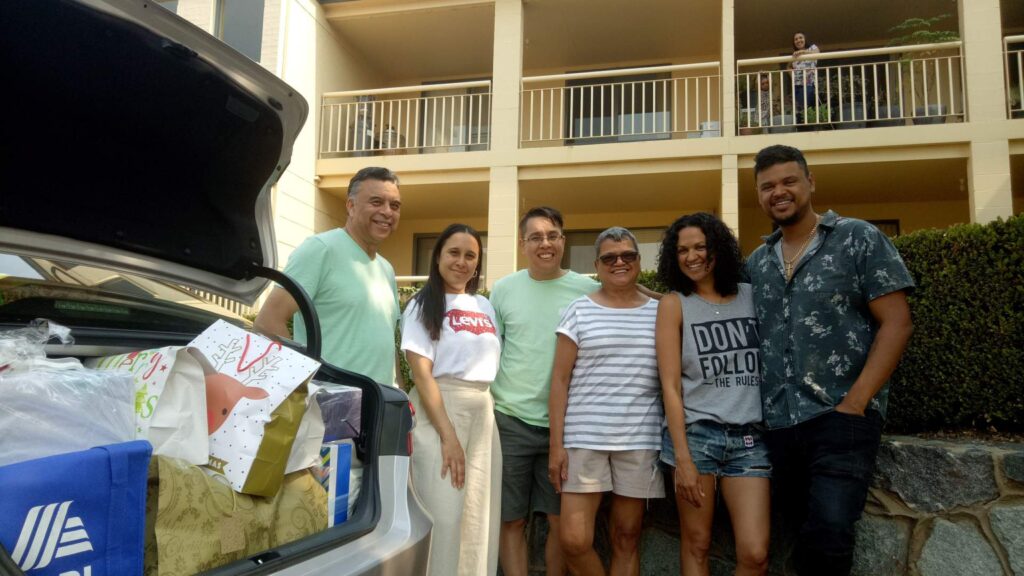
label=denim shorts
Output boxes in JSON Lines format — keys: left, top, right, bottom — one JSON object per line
{"left": 661, "top": 420, "right": 772, "bottom": 478}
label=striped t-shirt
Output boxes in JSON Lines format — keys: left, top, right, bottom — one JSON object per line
{"left": 555, "top": 296, "right": 663, "bottom": 451}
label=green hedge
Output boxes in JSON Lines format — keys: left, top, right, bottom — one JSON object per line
{"left": 887, "top": 215, "right": 1024, "bottom": 433}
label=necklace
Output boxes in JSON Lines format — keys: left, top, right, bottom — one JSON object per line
{"left": 783, "top": 217, "right": 820, "bottom": 281}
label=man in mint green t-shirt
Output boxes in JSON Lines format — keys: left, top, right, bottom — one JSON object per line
{"left": 255, "top": 167, "right": 403, "bottom": 387}
{"left": 491, "top": 206, "right": 599, "bottom": 576}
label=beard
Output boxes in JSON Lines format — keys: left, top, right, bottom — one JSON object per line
{"left": 770, "top": 202, "right": 807, "bottom": 227}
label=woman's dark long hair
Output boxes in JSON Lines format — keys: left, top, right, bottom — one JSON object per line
{"left": 656, "top": 212, "right": 743, "bottom": 297}
{"left": 792, "top": 31, "right": 812, "bottom": 51}
{"left": 412, "top": 223, "right": 484, "bottom": 341}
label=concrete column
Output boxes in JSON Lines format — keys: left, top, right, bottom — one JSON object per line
{"left": 485, "top": 0, "right": 524, "bottom": 287}
{"left": 967, "top": 140, "right": 1014, "bottom": 223}
{"left": 486, "top": 166, "right": 520, "bottom": 288}
{"left": 959, "top": 0, "right": 1007, "bottom": 122}
{"left": 721, "top": 154, "right": 740, "bottom": 234}
{"left": 490, "top": 0, "right": 524, "bottom": 155}
{"left": 720, "top": 0, "right": 736, "bottom": 137}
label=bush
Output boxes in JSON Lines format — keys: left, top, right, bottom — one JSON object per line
{"left": 886, "top": 215, "right": 1024, "bottom": 433}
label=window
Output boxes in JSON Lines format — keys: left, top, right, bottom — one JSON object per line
{"left": 156, "top": 1, "right": 178, "bottom": 13}
{"left": 868, "top": 219, "right": 900, "bottom": 237}
{"left": 562, "top": 228, "right": 664, "bottom": 273}
{"left": 566, "top": 71, "right": 672, "bottom": 145}
{"left": 215, "top": 0, "right": 264, "bottom": 62}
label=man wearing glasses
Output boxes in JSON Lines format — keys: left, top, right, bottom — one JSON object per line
{"left": 491, "top": 207, "right": 659, "bottom": 575}
{"left": 490, "top": 206, "right": 599, "bottom": 576}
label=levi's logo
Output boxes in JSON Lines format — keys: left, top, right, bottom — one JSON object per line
{"left": 446, "top": 310, "right": 496, "bottom": 335}
{"left": 11, "top": 501, "right": 93, "bottom": 572}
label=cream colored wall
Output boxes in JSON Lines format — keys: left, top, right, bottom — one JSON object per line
{"left": 269, "top": 0, "right": 384, "bottom": 270}
{"left": 175, "top": 0, "right": 215, "bottom": 30}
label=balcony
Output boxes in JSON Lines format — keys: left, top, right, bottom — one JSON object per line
{"left": 519, "top": 63, "right": 721, "bottom": 147}
{"left": 736, "top": 42, "right": 965, "bottom": 134}
{"left": 319, "top": 80, "right": 492, "bottom": 158}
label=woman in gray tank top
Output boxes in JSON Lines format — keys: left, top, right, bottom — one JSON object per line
{"left": 655, "top": 213, "right": 771, "bottom": 576}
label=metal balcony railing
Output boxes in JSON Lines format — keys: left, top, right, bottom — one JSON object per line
{"left": 520, "top": 63, "right": 721, "bottom": 146}
{"left": 319, "top": 80, "right": 492, "bottom": 157}
{"left": 736, "top": 42, "right": 965, "bottom": 133}
{"left": 1005, "top": 35, "right": 1024, "bottom": 119}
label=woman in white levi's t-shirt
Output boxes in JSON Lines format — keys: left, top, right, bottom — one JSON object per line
{"left": 400, "top": 223, "right": 502, "bottom": 576}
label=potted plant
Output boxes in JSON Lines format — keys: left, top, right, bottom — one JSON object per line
{"left": 803, "top": 105, "right": 832, "bottom": 129}
{"left": 738, "top": 109, "right": 762, "bottom": 135}
{"left": 888, "top": 14, "right": 960, "bottom": 124}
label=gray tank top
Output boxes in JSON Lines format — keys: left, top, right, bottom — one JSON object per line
{"left": 678, "top": 283, "right": 763, "bottom": 425}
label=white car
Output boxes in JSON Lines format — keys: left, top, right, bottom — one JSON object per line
{"left": 0, "top": 1, "right": 430, "bottom": 574}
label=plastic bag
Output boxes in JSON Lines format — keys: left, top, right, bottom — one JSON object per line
{"left": 0, "top": 320, "right": 136, "bottom": 467}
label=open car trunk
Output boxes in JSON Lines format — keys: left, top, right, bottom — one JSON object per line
{"left": 0, "top": 0, "right": 429, "bottom": 573}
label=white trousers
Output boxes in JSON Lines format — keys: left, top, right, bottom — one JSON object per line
{"left": 410, "top": 378, "right": 502, "bottom": 576}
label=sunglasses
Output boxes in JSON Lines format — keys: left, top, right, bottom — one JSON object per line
{"left": 598, "top": 251, "right": 639, "bottom": 266}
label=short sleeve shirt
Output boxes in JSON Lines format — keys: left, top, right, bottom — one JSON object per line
{"left": 555, "top": 296, "right": 662, "bottom": 451}
{"left": 400, "top": 293, "right": 501, "bottom": 383}
{"left": 792, "top": 44, "right": 819, "bottom": 86}
{"left": 746, "top": 211, "right": 915, "bottom": 429}
{"left": 490, "top": 270, "right": 600, "bottom": 427}
{"left": 284, "top": 228, "right": 400, "bottom": 386}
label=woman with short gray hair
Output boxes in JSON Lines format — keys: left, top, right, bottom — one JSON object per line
{"left": 548, "top": 226, "right": 664, "bottom": 575}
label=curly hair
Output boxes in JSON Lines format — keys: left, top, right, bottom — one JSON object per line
{"left": 656, "top": 212, "right": 743, "bottom": 296}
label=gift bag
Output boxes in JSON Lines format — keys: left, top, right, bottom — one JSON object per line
{"left": 86, "top": 347, "right": 209, "bottom": 465}
{"left": 285, "top": 388, "right": 326, "bottom": 474}
{"left": 0, "top": 440, "right": 152, "bottom": 576}
{"left": 143, "top": 456, "right": 327, "bottom": 576}
{"left": 188, "top": 320, "right": 320, "bottom": 496}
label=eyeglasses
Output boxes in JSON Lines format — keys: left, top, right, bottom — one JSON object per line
{"left": 598, "top": 251, "right": 639, "bottom": 266}
{"left": 524, "top": 232, "right": 565, "bottom": 245}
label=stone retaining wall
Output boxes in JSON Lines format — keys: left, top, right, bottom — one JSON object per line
{"left": 515, "top": 436, "right": 1024, "bottom": 575}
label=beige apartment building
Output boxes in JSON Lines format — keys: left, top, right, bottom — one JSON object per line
{"left": 167, "top": 0, "right": 1024, "bottom": 289}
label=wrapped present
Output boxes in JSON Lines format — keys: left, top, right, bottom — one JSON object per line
{"left": 313, "top": 440, "right": 362, "bottom": 527}
{"left": 143, "top": 456, "right": 327, "bottom": 576}
{"left": 314, "top": 383, "right": 362, "bottom": 442}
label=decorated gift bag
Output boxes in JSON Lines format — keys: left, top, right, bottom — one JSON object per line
{"left": 86, "top": 347, "right": 209, "bottom": 465}
{"left": 188, "top": 320, "right": 320, "bottom": 497}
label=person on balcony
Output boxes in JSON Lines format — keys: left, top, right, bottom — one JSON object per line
{"left": 401, "top": 223, "right": 502, "bottom": 576}
{"left": 790, "top": 32, "right": 820, "bottom": 121}
{"left": 758, "top": 74, "right": 781, "bottom": 128}
{"left": 748, "top": 145, "right": 914, "bottom": 575}
{"left": 548, "top": 227, "right": 664, "bottom": 576}
{"left": 655, "top": 213, "right": 770, "bottom": 576}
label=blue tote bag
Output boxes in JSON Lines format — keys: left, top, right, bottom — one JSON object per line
{"left": 0, "top": 441, "right": 152, "bottom": 576}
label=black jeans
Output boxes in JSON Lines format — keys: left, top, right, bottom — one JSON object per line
{"left": 766, "top": 410, "right": 883, "bottom": 576}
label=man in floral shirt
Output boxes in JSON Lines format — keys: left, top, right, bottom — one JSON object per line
{"left": 746, "top": 145, "right": 914, "bottom": 575}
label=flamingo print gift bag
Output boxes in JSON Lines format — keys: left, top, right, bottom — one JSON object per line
{"left": 189, "top": 320, "right": 321, "bottom": 497}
